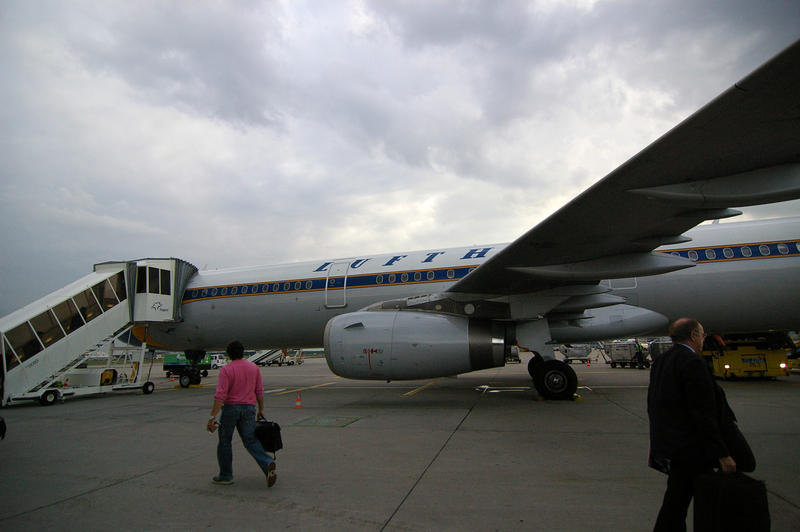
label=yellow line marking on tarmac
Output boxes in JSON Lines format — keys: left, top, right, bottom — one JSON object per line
{"left": 272, "top": 382, "right": 337, "bottom": 395}
{"left": 402, "top": 381, "right": 437, "bottom": 397}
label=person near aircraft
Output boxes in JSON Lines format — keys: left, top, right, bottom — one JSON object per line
{"left": 207, "top": 340, "right": 276, "bottom": 487}
{"left": 647, "top": 318, "right": 736, "bottom": 531}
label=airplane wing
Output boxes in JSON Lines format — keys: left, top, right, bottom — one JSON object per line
{"left": 450, "top": 39, "right": 800, "bottom": 296}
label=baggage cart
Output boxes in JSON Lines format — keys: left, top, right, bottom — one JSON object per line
{"left": 605, "top": 340, "right": 649, "bottom": 368}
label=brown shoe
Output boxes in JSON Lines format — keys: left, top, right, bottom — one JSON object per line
{"left": 267, "top": 462, "right": 277, "bottom": 487}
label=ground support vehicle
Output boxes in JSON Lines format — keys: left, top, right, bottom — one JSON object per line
{"left": 208, "top": 353, "right": 227, "bottom": 369}
{"left": 647, "top": 338, "right": 673, "bottom": 361}
{"left": 559, "top": 344, "right": 592, "bottom": 364}
{"left": 505, "top": 346, "right": 522, "bottom": 364}
{"left": 605, "top": 340, "right": 649, "bottom": 369}
{"left": 703, "top": 333, "right": 791, "bottom": 379}
{"left": 163, "top": 352, "right": 210, "bottom": 387}
{"left": 5, "top": 326, "right": 156, "bottom": 406}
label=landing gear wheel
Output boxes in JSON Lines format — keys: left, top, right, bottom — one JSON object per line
{"left": 39, "top": 389, "right": 58, "bottom": 406}
{"left": 533, "top": 360, "right": 578, "bottom": 400}
{"left": 179, "top": 374, "right": 191, "bottom": 388}
{"left": 201, "top": 370, "right": 208, "bottom": 377}
{"left": 527, "top": 351, "right": 545, "bottom": 379}
{"left": 142, "top": 381, "right": 155, "bottom": 395}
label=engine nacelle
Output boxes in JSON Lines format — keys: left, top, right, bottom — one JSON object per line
{"left": 549, "top": 304, "right": 668, "bottom": 343}
{"left": 324, "top": 311, "right": 506, "bottom": 380}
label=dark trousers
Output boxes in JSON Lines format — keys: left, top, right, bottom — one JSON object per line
{"left": 654, "top": 460, "right": 712, "bottom": 532}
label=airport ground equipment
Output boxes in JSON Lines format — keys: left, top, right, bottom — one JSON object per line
{"left": 1, "top": 258, "right": 197, "bottom": 406}
{"left": 264, "top": 349, "right": 305, "bottom": 366}
{"left": 505, "top": 346, "right": 521, "bottom": 364}
{"left": 647, "top": 338, "right": 672, "bottom": 361}
{"left": 163, "top": 352, "right": 211, "bottom": 386}
{"left": 703, "top": 333, "right": 791, "bottom": 379}
{"left": 605, "top": 340, "right": 650, "bottom": 369}
{"left": 208, "top": 353, "right": 227, "bottom": 369}
{"left": 558, "top": 344, "right": 592, "bottom": 364}
{"left": 250, "top": 349, "right": 283, "bottom": 366}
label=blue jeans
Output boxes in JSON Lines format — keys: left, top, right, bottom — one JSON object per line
{"left": 217, "top": 404, "right": 274, "bottom": 480}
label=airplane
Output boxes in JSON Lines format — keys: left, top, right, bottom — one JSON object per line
{"left": 138, "top": 39, "right": 800, "bottom": 399}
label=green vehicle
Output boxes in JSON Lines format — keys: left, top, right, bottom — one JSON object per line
{"left": 163, "top": 353, "right": 210, "bottom": 387}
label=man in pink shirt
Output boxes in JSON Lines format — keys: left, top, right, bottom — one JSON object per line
{"left": 206, "top": 340, "right": 276, "bottom": 487}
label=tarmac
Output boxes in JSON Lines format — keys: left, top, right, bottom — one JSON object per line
{"left": 0, "top": 354, "right": 798, "bottom": 531}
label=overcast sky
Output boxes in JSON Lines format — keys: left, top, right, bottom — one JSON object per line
{"left": 1, "top": 0, "right": 798, "bottom": 316}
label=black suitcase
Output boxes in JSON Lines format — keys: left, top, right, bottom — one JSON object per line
{"left": 255, "top": 419, "right": 283, "bottom": 454}
{"left": 694, "top": 472, "right": 770, "bottom": 531}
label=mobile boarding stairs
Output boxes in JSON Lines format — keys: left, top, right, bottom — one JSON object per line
{"left": 1, "top": 258, "right": 197, "bottom": 406}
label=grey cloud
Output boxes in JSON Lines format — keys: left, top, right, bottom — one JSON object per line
{"left": 66, "top": 2, "right": 288, "bottom": 128}
{"left": 1, "top": 1, "right": 799, "bottom": 316}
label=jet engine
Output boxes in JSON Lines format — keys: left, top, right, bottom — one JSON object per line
{"left": 324, "top": 310, "right": 506, "bottom": 380}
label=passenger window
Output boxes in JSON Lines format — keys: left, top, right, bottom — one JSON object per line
{"left": 777, "top": 243, "right": 789, "bottom": 255}
{"left": 723, "top": 248, "right": 734, "bottom": 259}
{"left": 4, "top": 336, "right": 20, "bottom": 370}
{"left": 705, "top": 249, "right": 716, "bottom": 260}
{"left": 93, "top": 280, "right": 119, "bottom": 310}
{"left": 447, "top": 270, "right": 455, "bottom": 279}
{"left": 160, "top": 269, "right": 171, "bottom": 295}
{"left": 376, "top": 275, "right": 383, "bottom": 284}
{"left": 427, "top": 271, "right": 435, "bottom": 281}
{"left": 30, "top": 310, "right": 65, "bottom": 347}
{"left": 759, "top": 245, "right": 770, "bottom": 256}
{"left": 414, "top": 272, "right": 422, "bottom": 281}
{"left": 6, "top": 322, "right": 42, "bottom": 361}
{"left": 109, "top": 271, "right": 127, "bottom": 301}
{"left": 136, "top": 266, "right": 147, "bottom": 293}
{"left": 53, "top": 299, "right": 84, "bottom": 334}
{"left": 388, "top": 274, "right": 396, "bottom": 284}
{"left": 73, "top": 288, "right": 102, "bottom": 323}
{"left": 149, "top": 267, "right": 160, "bottom": 294}
{"left": 401, "top": 273, "right": 409, "bottom": 282}
{"left": 741, "top": 246, "right": 752, "bottom": 257}
{"left": 688, "top": 251, "right": 698, "bottom": 261}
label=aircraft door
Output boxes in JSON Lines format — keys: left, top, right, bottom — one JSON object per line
{"left": 325, "top": 261, "right": 349, "bottom": 309}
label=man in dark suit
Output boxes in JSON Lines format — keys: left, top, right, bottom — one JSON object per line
{"left": 648, "top": 318, "right": 736, "bottom": 531}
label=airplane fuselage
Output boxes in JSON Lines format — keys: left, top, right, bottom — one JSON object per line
{"left": 146, "top": 217, "right": 800, "bottom": 352}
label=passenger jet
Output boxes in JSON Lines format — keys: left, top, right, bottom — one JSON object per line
{"left": 142, "top": 39, "right": 800, "bottom": 399}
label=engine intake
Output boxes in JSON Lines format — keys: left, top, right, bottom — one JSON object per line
{"left": 324, "top": 311, "right": 506, "bottom": 380}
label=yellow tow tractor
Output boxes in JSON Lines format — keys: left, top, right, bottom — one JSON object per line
{"left": 787, "top": 332, "right": 800, "bottom": 373}
{"left": 703, "top": 333, "right": 791, "bottom": 379}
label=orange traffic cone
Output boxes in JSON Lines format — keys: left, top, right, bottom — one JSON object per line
{"left": 293, "top": 391, "right": 303, "bottom": 409}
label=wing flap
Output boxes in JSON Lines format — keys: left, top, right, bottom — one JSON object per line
{"left": 508, "top": 251, "right": 694, "bottom": 281}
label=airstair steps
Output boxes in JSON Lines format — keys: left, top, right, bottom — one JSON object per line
{"left": 2, "top": 258, "right": 198, "bottom": 406}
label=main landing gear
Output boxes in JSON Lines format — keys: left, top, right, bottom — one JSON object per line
{"left": 528, "top": 352, "right": 578, "bottom": 400}
{"left": 174, "top": 350, "right": 207, "bottom": 388}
